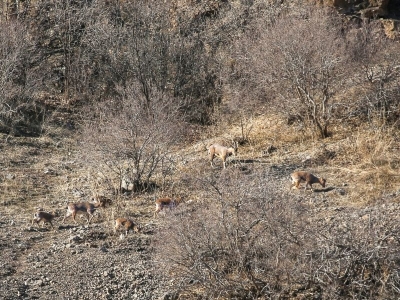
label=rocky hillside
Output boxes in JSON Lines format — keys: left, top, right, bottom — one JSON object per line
{"left": 1, "top": 1, "right": 400, "bottom": 299}
{"left": 1, "top": 112, "right": 399, "bottom": 298}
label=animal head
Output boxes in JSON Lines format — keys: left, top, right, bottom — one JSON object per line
{"left": 228, "top": 147, "right": 237, "bottom": 156}
{"left": 320, "top": 178, "right": 326, "bottom": 188}
{"left": 92, "top": 195, "right": 113, "bottom": 208}
{"left": 232, "top": 141, "right": 239, "bottom": 154}
{"left": 133, "top": 224, "right": 141, "bottom": 233}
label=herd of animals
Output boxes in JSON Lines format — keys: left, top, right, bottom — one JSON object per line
{"left": 31, "top": 143, "right": 326, "bottom": 234}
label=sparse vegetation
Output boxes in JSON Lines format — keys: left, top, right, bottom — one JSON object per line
{"left": 0, "top": 0, "right": 399, "bottom": 299}
{"left": 155, "top": 171, "right": 400, "bottom": 299}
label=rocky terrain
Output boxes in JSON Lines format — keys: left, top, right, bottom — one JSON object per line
{"left": 1, "top": 119, "right": 399, "bottom": 299}
{"left": 0, "top": 1, "right": 400, "bottom": 299}
{"left": 0, "top": 136, "right": 157, "bottom": 299}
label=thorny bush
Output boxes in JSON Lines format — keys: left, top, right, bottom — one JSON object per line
{"left": 154, "top": 170, "right": 400, "bottom": 299}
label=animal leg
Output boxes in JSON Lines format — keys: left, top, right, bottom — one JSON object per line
{"left": 62, "top": 215, "right": 68, "bottom": 224}
{"left": 210, "top": 154, "right": 215, "bottom": 167}
{"left": 154, "top": 204, "right": 161, "bottom": 218}
{"left": 72, "top": 212, "right": 78, "bottom": 223}
{"left": 87, "top": 213, "right": 93, "bottom": 224}
{"left": 293, "top": 181, "right": 300, "bottom": 189}
{"left": 291, "top": 182, "right": 296, "bottom": 189}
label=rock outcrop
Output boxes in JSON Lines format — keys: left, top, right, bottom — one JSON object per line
{"left": 316, "top": 0, "right": 398, "bottom": 18}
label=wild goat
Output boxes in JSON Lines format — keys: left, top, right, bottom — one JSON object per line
{"left": 63, "top": 201, "right": 103, "bottom": 224}
{"left": 291, "top": 171, "right": 326, "bottom": 191}
{"left": 114, "top": 218, "right": 140, "bottom": 235}
{"left": 91, "top": 195, "right": 112, "bottom": 208}
{"left": 32, "top": 208, "right": 58, "bottom": 229}
{"left": 154, "top": 197, "right": 182, "bottom": 218}
{"left": 208, "top": 143, "right": 237, "bottom": 169}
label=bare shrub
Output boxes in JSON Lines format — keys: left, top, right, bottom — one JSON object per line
{"left": 82, "top": 88, "right": 185, "bottom": 194}
{"left": 154, "top": 170, "right": 400, "bottom": 298}
{"left": 348, "top": 22, "right": 400, "bottom": 127}
{"left": 307, "top": 207, "right": 400, "bottom": 299}
{"left": 0, "top": 19, "right": 41, "bottom": 136}
{"left": 154, "top": 171, "right": 311, "bottom": 298}
{"left": 101, "top": 1, "right": 223, "bottom": 125}
{"left": 231, "top": 6, "right": 350, "bottom": 139}
{"left": 27, "top": 0, "right": 97, "bottom": 104}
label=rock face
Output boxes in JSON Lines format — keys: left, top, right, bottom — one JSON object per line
{"left": 315, "top": 0, "right": 400, "bottom": 39}
{"left": 382, "top": 19, "right": 400, "bottom": 39}
{"left": 317, "top": 0, "right": 394, "bottom": 17}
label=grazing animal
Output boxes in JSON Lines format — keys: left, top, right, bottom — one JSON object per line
{"left": 62, "top": 201, "right": 102, "bottom": 224}
{"left": 91, "top": 195, "right": 112, "bottom": 208}
{"left": 208, "top": 143, "right": 237, "bottom": 169}
{"left": 32, "top": 208, "right": 58, "bottom": 229}
{"left": 291, "top": 171, "right": 326, "bottom": 191}
{"left": 114, "top": 218, "right": 140, "bottom": 235}
{"left": 154, "top": 197, "right": 182, "bottom": 218}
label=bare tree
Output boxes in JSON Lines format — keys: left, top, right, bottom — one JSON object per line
{"left": 111, "top": 1, "right": 223, "bottom": 125}
{"left": 82, "top": 85, "right": 185, "bottom": 194}
{"left": 30, "top": 0, "right": 96, "bottom": 104}
{"left": 347, "top": 22, "right": 400, "bottom": 127}
{"left": 0, "top": 19, "right": 40, "bottom": 136}
{"left": 232, "top": 7, "right": 349, "bottom": 138}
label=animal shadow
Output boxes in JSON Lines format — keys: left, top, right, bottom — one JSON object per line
{"left": 29, "top": 227, "right": 53, "bottom": 232}
{"left": 57, "top": 224, "right": 81, "bottom": 230}
{"left": 313, "top": 186, "right": 335, "bottom": 193}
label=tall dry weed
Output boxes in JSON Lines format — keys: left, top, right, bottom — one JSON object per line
{"left": 333, "top": 126, "right": 400, "bottom": 204}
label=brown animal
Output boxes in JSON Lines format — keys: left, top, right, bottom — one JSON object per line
{"left": 208, "top": 143, "right": 237, "bottom": 169}
{"left": 154, "top": 197, "right": 183, "bottom": 218}
{"left": 114, "top": 218, "right": 140, "bottom": 235}
{"left": 62, "top": 201, "right": 103, "bottom": 224}
{"left": 291, "top": 171, "right": 326, "bottom": 191}
{"left": 32, "top": 208, "right": 58, "bottom": 229}
{"left": 91, "top": 195, "right": 112, "bottom": 208}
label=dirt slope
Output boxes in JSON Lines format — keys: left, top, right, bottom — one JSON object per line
{"left": 0, "top": 116, "right": 399, "bottom": 299}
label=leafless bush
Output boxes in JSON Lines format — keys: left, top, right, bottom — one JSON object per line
{"left": 154, "top": 170, "right": 400, "bottom": 298}
{"left": 94, "top": 1, "right": 223, "bottom": 125}
{"left": 346, "top": 22, "right": 400, "bottom": 127}
{"left": 230, "top": 6, "right": 351, "bottom": 138}
{"left": 154, "top": 171, "right": 311, "bottom": 298}
{"left": 307, "top": 211, "right": 400, "bottom": 299}
{"left": 0, "top": 19, "right": 42, "bottom": 136}
{"left": 81, "top": 87, "right": 186, "bottom": 194}
{"left": 26, "top": 0, "right": 96, "bottom": 104}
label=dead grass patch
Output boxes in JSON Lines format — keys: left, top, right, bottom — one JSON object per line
{"left": 205, "top": 114, "right": 400, "bottom": 208}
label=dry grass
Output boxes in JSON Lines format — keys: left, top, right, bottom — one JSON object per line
{"left": 1, "top": 113, "right": 399, "bottom": 220}
{"left": 329, "top": 126, "right": 400, "bottom": 205}
{"left": 1, "top": 113, "right": 399, "bottom": 299}
{"left": 205, "top": 113, "right": 400, "bottom": 208}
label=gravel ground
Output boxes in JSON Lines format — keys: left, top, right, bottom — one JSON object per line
{"left": 0, "top": 217, "right": 165, "bottom": 300}
{"left": 1, "top": 136, "right": 399, "bottom": 299}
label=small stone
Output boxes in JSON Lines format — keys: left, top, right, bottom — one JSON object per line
{"left": 69, "top": 235, "right": 82, "bottom": 242}
{"left": 35, "top": 280, "right": 44, "bottom": 286}
{"left": 6, "top": 173, "right": 15, "bottom": 180}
